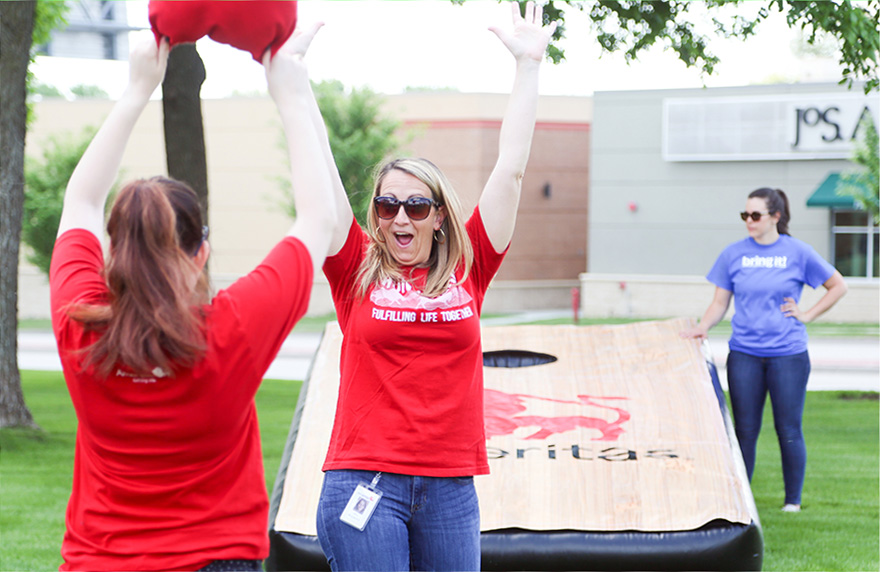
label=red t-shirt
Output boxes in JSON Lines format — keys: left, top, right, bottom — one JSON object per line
{"left": 322, "top": 208, "right": 506, "bottom": 477}
{"left": 49, "top": 229, "right": 312, "bottom": 572}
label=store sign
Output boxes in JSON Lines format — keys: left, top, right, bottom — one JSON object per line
{"left": 663, "top": 92, "right": 879, "bottom": 161}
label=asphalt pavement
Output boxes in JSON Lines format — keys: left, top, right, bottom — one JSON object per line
{"left": 17, "top": 317, "right": 879, "bottom": 391}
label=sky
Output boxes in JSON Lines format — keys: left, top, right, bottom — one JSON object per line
{"left": 31, "top": 0, "right": 845, "bottom": 100}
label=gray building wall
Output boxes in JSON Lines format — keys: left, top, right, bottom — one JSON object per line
{"left": 45, "top": 0, "right": 134, "bottom": 60}
{"left": 588, "top": 82, "right": 870, "bottom": 276}
{"left": 583, "top": 82, "right": 878, "bottom": 323}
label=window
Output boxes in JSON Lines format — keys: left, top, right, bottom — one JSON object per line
{"left": 831, "top": 210, "right": 878, "bottom": 278}
{"left": 102, "top": 33, "right": 116, "bottom": 60}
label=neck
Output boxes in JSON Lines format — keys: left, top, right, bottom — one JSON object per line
{"left": 755, "top": 229, "right": 780, "bottom": 245}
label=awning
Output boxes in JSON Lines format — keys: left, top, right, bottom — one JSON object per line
{"left": 806, "top": 173, "right": 860, "bottom": 208}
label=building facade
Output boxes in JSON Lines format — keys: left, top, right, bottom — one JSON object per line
{"left": 20, "top": 92, "right": 591, "bottom": 318}
{"left": 582, "top": 82, "right": 879, "bottom": 322}
{"left": 41, "top": 0, "right": 136, "bottom": 61}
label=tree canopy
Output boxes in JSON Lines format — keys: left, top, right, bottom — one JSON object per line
{"left": 498, "top": 0, "right": 880, "bottom": 92}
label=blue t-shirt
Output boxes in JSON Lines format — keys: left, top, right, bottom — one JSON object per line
{"left": 706, "top": 234, "right": 835, "bottom": 357}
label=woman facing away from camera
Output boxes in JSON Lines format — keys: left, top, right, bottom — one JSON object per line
{"left": 303, "top": 3, "right": 557, "bottom": 571}
{"left": 49, "top": 28, "right": 334, "bottom": 571}
{"left": 681, "top": 187, "right": 847, "bottom": 513}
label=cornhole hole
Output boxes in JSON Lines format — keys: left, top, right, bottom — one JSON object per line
{"left": 267, "top": 319, "right": 762, "bottom": 571}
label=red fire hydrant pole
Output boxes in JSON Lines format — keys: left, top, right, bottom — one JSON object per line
{"left": 571, "top": 287, "right": 580, "bottom": 325}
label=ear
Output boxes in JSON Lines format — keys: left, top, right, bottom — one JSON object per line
{"left": 433, "top": 206, "right": 448, "bottom": 231}
{"left": 194, "top": 241, "right": 211, "bottom": 271}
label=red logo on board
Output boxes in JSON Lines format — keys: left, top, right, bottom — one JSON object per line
{"left": 484, "top": 389, "right": 630, "bottom": 441}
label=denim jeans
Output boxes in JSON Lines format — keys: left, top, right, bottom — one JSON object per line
{"left": 726, "top": 350, "right": 810, "bottom": 505}
{"left": 316, "top": 470, "right": 480, "bottom": 572}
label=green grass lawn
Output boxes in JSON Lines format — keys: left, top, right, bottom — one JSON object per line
{"left": 2, "top": 372, "right": 877, "bottom": 571}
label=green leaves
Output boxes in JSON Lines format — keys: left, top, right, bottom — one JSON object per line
{"left": 516, "top": 0, "right": 879, "bottom": 93}
{"left": 23, "top": 127, "right": 97, "bottom": 276}
{"left": 280, "top": 81, "right": 402, "bottom": 226}
{"left": 837, "top": 116, "right": 880, "bottom": 224}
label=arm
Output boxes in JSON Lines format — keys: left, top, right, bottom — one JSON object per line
{"left": 264, "top": 23, "right": 337, "bottom": 276}
{"left": 298, "top": 30, "right": 352, "bottom": 257}
{"left": 680, "top": 287, "right": 733, "bottom": 340}
{"left": 57, "top": 37, "right": 170, "bottom": 241}
{"left": 479, "top": 1, "right": 557, "bottom": 252}
{"left": 781, "top": 270, "right": 848, "bottom": 323}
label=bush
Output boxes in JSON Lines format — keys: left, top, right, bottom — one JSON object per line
{"left": 23, "top": 127, "right": 96, "bottom": 276}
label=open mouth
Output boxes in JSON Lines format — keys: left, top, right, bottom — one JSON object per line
{"left": 394, "top": 232, "right": 414, "bottom": 247}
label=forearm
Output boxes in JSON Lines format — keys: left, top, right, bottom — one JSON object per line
{"left": 278, "top": 89, "right": 336, "bottom": 233}
{"left": 801, "top": 275, "right": 848, "bottom": 323}
{"left": 479, "top": 58, "right": 542, "bottom": 249}
{"left": 59, "top": 90, "right": 152, "bottom": 236}
{"left": 490, "top": 58, "right": 541, "bottom": 185}
{"left": 698, "top": 301, "right": 729, "bottom": 333}
{"left": 302, "top": 78, "right": 353, "bottom": 254}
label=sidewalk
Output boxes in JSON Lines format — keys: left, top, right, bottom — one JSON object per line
{"left": 17, "top": 322, "right": 879, "bottom": 391}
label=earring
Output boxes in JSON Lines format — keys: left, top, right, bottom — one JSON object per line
{"left": 375, "top": 227, "right": 386, "bottom": 244}
{"left": 434, "top": 228, "right": 447, "bottom": 245}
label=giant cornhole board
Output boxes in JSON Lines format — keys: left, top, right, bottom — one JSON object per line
{"left": 267, "top": 319, "right": 763, "bottom": 571}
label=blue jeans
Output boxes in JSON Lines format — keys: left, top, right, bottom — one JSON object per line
{"left": 316, "top": 470, "right": 480, "bottom": 572}
{"left": 727, "top": 350, "right": 810, "bottom": 505}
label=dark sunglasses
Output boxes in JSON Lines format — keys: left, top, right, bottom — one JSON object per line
{"left": 374, "top": 196, "right": 440, "bottom": 221}
{"left": 740, "top": 211, "right": 770, "bottom": 222}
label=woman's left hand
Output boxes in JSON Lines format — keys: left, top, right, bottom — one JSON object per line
{"left": 264, "top": 21, "right": 323, "bottom": 105}
{"left": 490, "top": 1, "right": 557, "bottom": 63}
{"left": 127, "top": 36, "right": 170, "bottom": 102}
{"left": 781, "top": 297, "right": 805, "bottom": 322}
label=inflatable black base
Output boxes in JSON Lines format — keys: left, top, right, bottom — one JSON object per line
{"left": 268, "top": 517, "right": 762, "bottom": 571}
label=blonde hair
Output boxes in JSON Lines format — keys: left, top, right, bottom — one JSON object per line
{"left": 356, "top": 158, "right": 473, "bottom": 299}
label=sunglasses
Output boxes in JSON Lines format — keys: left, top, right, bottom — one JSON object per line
{"left": 740, "top": 211, "right": 770, "bottom": 222}
{"left": 374, "top": 196, "right": 440, "bottom": 221}
{"left": 193, "top": 225, "right": 209, "bottom": 255}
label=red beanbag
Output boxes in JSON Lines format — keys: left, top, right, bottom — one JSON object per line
{"left": 149, "top": 0, "right": 297, "bottom": 62}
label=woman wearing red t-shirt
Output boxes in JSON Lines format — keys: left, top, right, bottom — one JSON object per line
{"left": 50, "top": 29, "right": 335, "bottom": 571}
{"left": 311, "top": 4, "right": 556, "bottom": 571}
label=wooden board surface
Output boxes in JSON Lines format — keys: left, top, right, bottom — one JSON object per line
{"left": 274, "top": 318, "right": 752, "bottom": 535}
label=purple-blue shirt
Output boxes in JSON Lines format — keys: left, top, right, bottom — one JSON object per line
{"left": 707, "top": 234, "right": 835, "bottom": 357}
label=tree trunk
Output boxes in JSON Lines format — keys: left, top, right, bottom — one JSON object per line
{"left": 162, "top": 44, "right": 209, "bottom": 226}
{"left": 0, "top": 0, "right": 39, "bottom": 429}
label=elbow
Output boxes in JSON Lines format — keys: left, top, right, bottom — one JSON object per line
{"left": 833, "top": 273, "right": 849, "bottom": 297}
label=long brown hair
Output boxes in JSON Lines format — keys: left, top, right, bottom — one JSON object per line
{"left": 68, "top": 177, "right": 211, "bottom": 377}
{"left": 356, "top": 158, "right": 474, "bottom": 299}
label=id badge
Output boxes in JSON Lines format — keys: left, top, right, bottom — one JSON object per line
{"left": 340, "top": 477, "right": 382, "bottom": 531}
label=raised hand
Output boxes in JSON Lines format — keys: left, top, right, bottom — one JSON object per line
{"left": 489, "top": 1, "right": 557, "bottom": 63}
{"left": 263, "top": 22, "right": 323, "bottom": 105}
{"left": 128, "top": 36, "right": 170, "bottom": 101}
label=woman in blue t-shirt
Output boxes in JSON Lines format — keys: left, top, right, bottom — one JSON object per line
{"left": 681, "top": 187, "right": 847, "bottom": 513}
